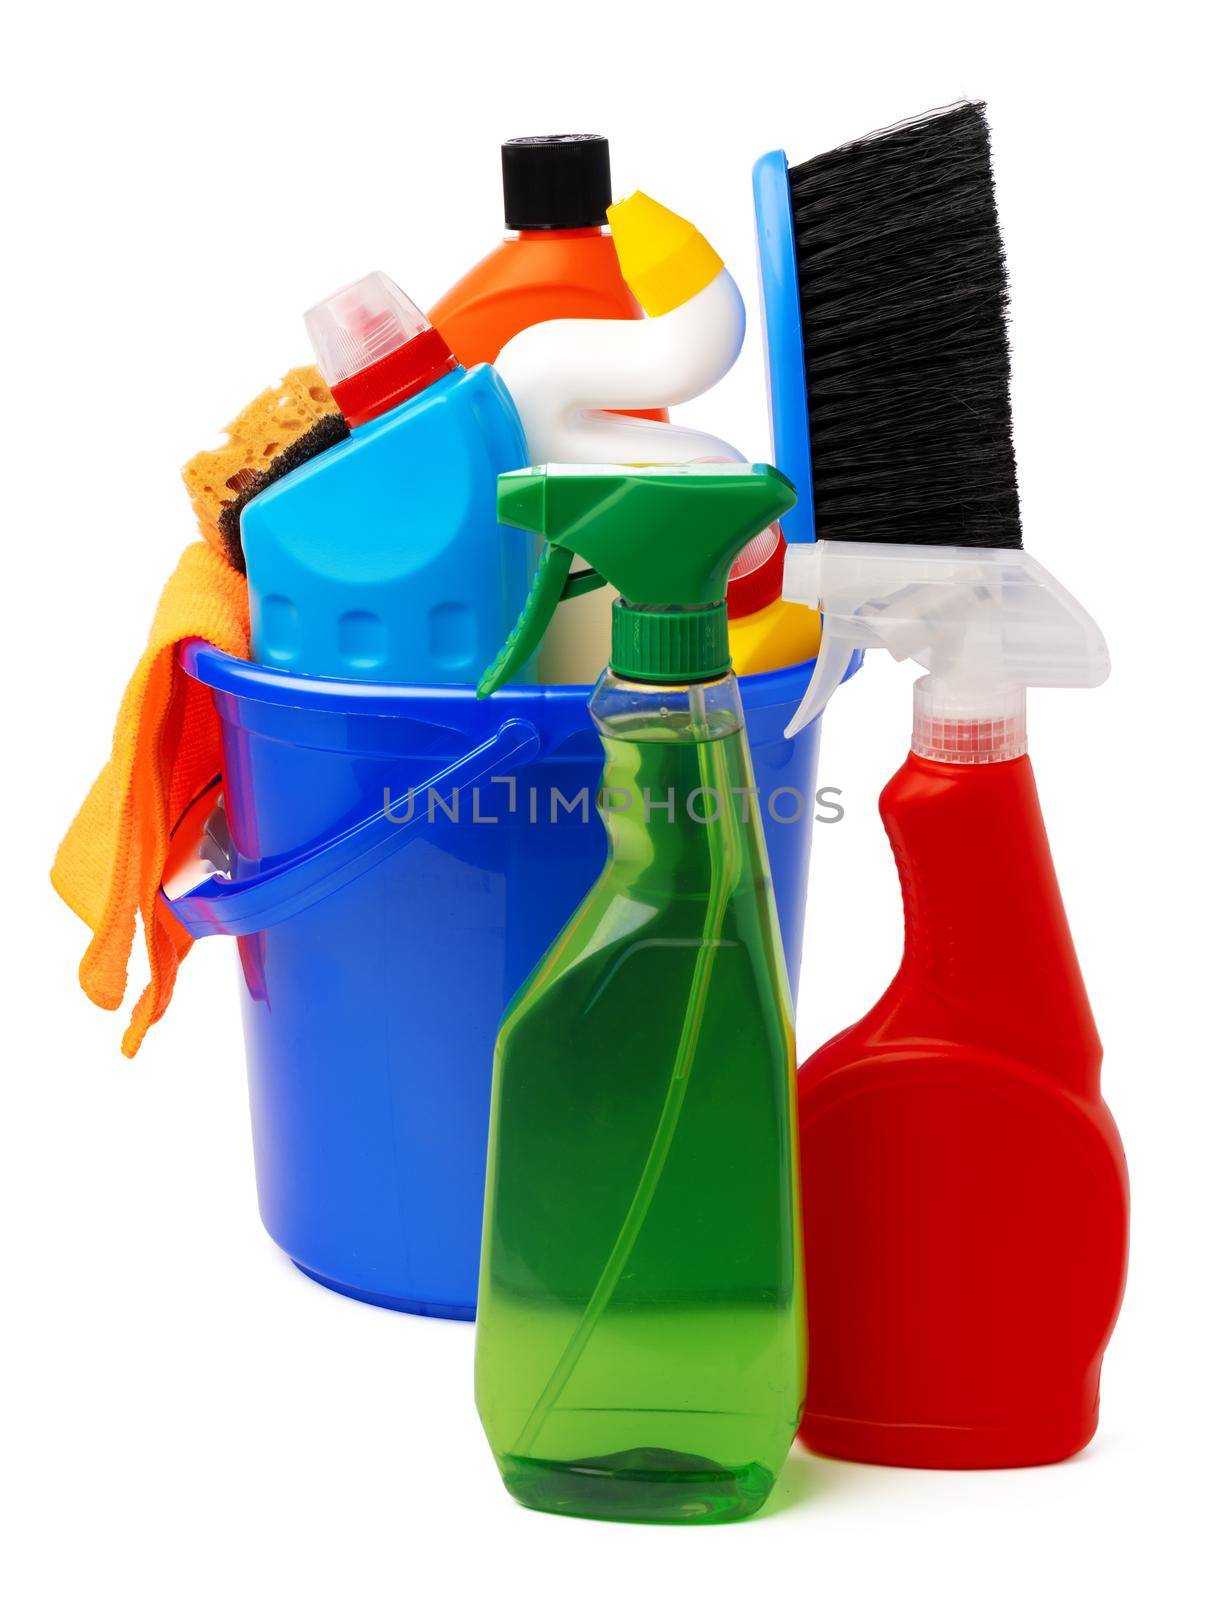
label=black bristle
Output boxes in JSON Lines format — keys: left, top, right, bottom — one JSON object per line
{"left": 217, "top": 411, "right": 351, "bottom": 573}
{"left": 788, "top": 101, "right": 1022, "bottom": 548}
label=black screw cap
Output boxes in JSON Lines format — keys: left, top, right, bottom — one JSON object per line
{"left": 502, "top": 135, "right": 612, "bottom": 231}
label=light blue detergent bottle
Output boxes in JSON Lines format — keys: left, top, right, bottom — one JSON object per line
{"left": 241, "top": 272, "right": 533, "bottom": 683}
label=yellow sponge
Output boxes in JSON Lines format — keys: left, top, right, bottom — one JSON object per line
{"left": 183, "top": 366, "right": 339, "bottom": 559}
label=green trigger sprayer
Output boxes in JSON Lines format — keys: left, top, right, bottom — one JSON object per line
{"left": 475, "top": 463, "right": 806, "bottom": 1526}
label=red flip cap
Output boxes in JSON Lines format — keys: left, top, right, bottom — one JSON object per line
{"left": 727, "top": 524, "right": 786, "bottom": 619}
{"left": 306, "top": 271, "right": 458, "bottom": 428}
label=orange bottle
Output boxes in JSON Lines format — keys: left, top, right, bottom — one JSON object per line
{"left": 429, "top": 135, "right": 664, "bottom": 420}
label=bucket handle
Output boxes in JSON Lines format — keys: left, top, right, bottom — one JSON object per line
{"left": 162, "top": 717, "right": 541, "bottom": 940}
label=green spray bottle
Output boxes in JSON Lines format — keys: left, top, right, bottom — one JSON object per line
{"left": 474, "top": 463, "right": 805, "bottom": 1525}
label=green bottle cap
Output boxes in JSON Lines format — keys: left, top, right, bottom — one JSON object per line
{"left": 479, "top": 463, "right": 797, "bottom": 694}
{"left": 609, "top": 604, "right": 729, "bottom": 683}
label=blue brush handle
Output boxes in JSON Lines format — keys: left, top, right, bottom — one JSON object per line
{"left": 753, "top": 150, "right": 816, "bottom": 544}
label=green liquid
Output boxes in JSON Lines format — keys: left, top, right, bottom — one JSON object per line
{"left": 475, "top": 699, "right": 805, "bottom": 1525}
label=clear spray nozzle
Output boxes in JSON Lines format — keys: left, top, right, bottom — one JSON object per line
{"left": 782, "top": 541, "right": 1110, "bottom": 754}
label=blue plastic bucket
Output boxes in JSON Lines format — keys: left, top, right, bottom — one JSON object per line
{"left": 165, "top": 643, "right": 827, "bottom": 1320}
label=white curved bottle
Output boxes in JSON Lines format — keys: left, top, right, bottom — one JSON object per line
{"left": 496, "top": 193, "right": 747, "bottom": 684}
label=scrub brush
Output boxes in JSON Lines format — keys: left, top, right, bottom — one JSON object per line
{"left": 754, "top": 100, "right": 1022, "bottom": 549}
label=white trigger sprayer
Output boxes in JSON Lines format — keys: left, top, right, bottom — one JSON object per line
{"left": 783, "top": 543, "right": 1111, "bottom": 756}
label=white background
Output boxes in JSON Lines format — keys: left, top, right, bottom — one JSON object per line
{"left": 5, "top": 2, "right": 1216, "bottom": 1595}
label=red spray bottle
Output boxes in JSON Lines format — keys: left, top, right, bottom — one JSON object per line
{"left": 784, "top": 541, "right": 1128, "bottom": 1468}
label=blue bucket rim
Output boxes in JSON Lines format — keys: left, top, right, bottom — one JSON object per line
{"left": 180, "top": 639, "right": 841, "bottom": 718}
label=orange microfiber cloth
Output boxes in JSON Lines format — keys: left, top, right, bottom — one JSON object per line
{"left": 52, "top": 541, "right": 251, "bottom": 1056}
{"left": 53, "top": 364, "right": 344, "bottom": 1057}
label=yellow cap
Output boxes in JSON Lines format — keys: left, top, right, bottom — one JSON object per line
{"left": 606, "top": 191, "right": 723, "bottom": 317}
